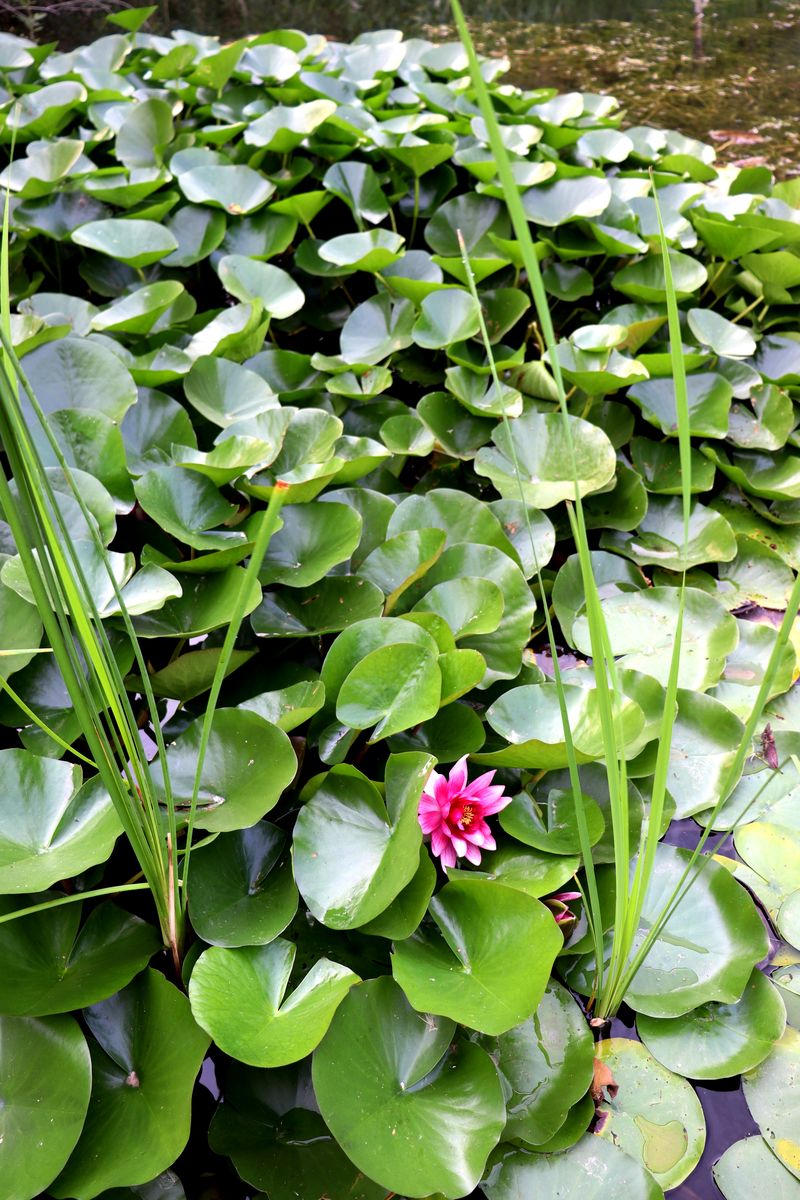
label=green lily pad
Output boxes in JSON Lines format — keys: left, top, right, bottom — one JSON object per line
{"left": 260, "top": 502, "right": 362, "bottom": 588}
{"left": 480, "top": 979, "right": 594, "bottom": 1145}
{"left": 688, "top": 307, "right": 757, "bottom": 357}
{"left": 187, "top": 822, "right": 298, "bottom": 947}
{"left": 177, "top": 164, "right": 276, "bottom": 213}
{"left": 727, "top": 384, "right": 795, "bottom": 453}
{"left": 480, "top": 681, "right": 644, "bottom": 770}
{"left": 217, "top": 255, "right": 305, "bottom": 318}
{"left": 500, "top": 784, "right": 605, "bottom": 854}
{"left": 602, "top": 497, "right": 737, "bottom": 570}
{"left": 0, "top": 1014, "right": 92, "bottom": 1200}
{"left": 743, "top": 1027, "right": 800, "bottom": 1180}
{"left": 392, "top": 876, "right": 561, "bottom": 1035}
{"left": 293, "top": 754, "right": 433, "bottom": 929}
{"left": 0, "top": 574, "right": 43, "bottom": 678}
{"left": 572, "top": 586, "right": 738, "bottom": 691}
{"left": 22, "top": 336, "right": 137, "bottom": 421}
{"left": 339, "top": 293, "right": 415, "bottom": 365}
{"left": 475, "top": 410, "right": 616, "bottom": 508}
{"left": 313, "top": 977, "right": 506, "bottom": 1200}
{"left": 613, "top": 250, "right": 707, "bottom": 302}
{"left": 594, "top": 1038, "right": 706, "bottom": 1190}
{"left": 189, "top": 939, "right": 359, "bottom": 1067}
{"left": 0, "top": 899, "right": 159, "bottom": 1017}
{"left": 482, "top": 1135, "right": 664, "bottom": 1200}
{"left": 402, "top": 542, "right": 535, "bottom": 685}
{"left": 713, "top": 1135, "right": 800, "bottom": 1200}
{"left": 131, "top": 566, "right": 262, "bottom": 638}
{"left": 630, "top": 436, "right": 717, "bottom": 494}
{"left": 209, "top": 1094, "right": 386, "bottom": 1200}
{"left": 0, "top": 755, "right": 120, "bottom": 893}
{"left": 72, "top": 219, "right": 178, "bottom": 268}
{"left": 412, "top": 289, "right": 482, "bottom": 349}
{"left": 51, "top": 970, "right": 210, "bottom": 1200}
{"left": 134, "top": 466, "right": 246, "bottom": 553}
{"left": 242, "top": 100, "right": 336, "bottom": 152}
{"left": 522, "top": 176, "right": 612, "bottom": 226}
{"left": 629, "top": 689, "right": 744, "bottom": 819}
{"left": 252, "top": 577, "right": 384, "bottom": 637}
{"left": 567, "top": 843, "right": 767, "bottom": 1017}
{"left": 638, "top": 969, "right": 787, "bottom": 1080}
{"left": 151, "top": 708, "right": 296, "bottom": 833}
{"left": 628, "top": 372, "right": 733, "bottom": 438}
{"left": 183, "top": 356, "right": 278, "bottom": 427}
{"left": 318, "top": 229, "right": 405, "bottom": 272}
{"left": 702, "top": 444, "right": 800, "bottom": 502}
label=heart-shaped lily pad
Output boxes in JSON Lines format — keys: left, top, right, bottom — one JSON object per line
{"left": 594, "top": 1037, "right": 706, "bottom": 1190}
{"left": 392, "top": 876, "right": 561, "bottom": 1035}
{"left": 51, "top": 970, "right": 210, "bottom": 1200}
{"left": 187, "top": 822, "right": 298, "bottom": 947}
{"left": 0, "top": 899, "right": 159, "bottom": 1016}
{"left": 189, "top": 938, "right": 359, "bottom": 1067}
{"left": 0, "top": 1013, "right": 92, "bottom": 1200}
{"left": 638, "top": 969, "right": 786, "bottom": 1080}
{"left": 0, "top": 754, "right": 120, "bottom": 893}
{"left": 292, "top": 754, "right": 433, "bottom": 928}
{"left": 313, "top": 977, "right": 506, "bottom": 1200}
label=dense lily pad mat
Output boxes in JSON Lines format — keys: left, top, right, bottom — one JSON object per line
{"left": 0, "top": 11, "right": 799, "bottom": 1200}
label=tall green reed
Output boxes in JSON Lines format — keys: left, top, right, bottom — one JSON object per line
{"left": 451, "top": 0, "right": 800, "bottom": 1018}
{"left": 0, "top": 175, "right": 288, "bottom": 968}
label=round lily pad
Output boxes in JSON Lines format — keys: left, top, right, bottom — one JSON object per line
{"left": 479, "top": 979, "right": 594, "bottom": 1145}
{"left": 312, "top": 976, "right": 506, "bottom": 1200}
{"left": 638, "top": 969, "right": 787, "bottom": 1079}
{"left": 189, "top": 939, "right": 359, "bottom": 1067}
{"left": 743, "top": 1027, "right": 800, "bottom": 1180}
{"left": 713, "top": 1135, "right": 800, "bottom": 1200}
{"left": 392, "top": 876, "right": 561, "bottom": 1035}
{"left": 594, "top": 1037, "right": 706, "bottom": 1190}
{"left": 482, "top": 1135, "right": 664, "bottom": 1200}
{"left": 0, "top": 1013, "right": 92, "bottom": 1200}
{"left": 72, "top": 219, "right": 178, "bottom": 268}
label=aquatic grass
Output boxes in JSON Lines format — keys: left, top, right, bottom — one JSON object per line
{"left": 0, "top": 184, "right": 288, "bottom": 965}
{"left": 449, "top": 0, "right": 789, "bottom": 1018}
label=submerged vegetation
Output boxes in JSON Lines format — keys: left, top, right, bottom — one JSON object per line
{"left": 0, "top": 5, "right": 799, "bottom": 1199}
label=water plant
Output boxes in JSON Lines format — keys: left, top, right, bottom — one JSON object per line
{"left": 0, "top": 8, "right": 798, "bottom": 1200}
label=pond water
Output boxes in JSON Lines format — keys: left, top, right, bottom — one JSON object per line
{"left": 8, "top": 0, "right": 800, "bottom": 172}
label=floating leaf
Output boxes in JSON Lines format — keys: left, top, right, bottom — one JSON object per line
{"left": 475, "top": 411, "right": 616, "bottom": 508}
{"left": 0, "top": 755, "right": 120, "bottom": 893}
{"left": 392, "top": 876, "right": 561, "bottom": 1035}
{"left": 187, "top": 822, "right": 298, "bottom": 947}
{"left": 743, "top": 1027, "right": 800, "bottom": 1181}
{"left": 480, "top": 979, "right": 594, "bottom": 1145}
{"left": 0, "top": 900, "right": 159, "bottom": 1017}
{"left": 313, "top": 977, "right": 506, "bottom": 1200}
{"left": 293, "top": 754, "right": 433, "bottom": 929}
{"left": 594, "top": 1038, "right": 706, "bottom": 1190}
{"left": 0, "top": 1014, "right": 92, "bottom": 1200}
{"left": 638, "top": 969, "right": 787, "bottom": 1080}
{"left": 713, "top": 1136, "right": 800, "bottom": 1200}
{"left": 151, "top": 709, "right": 296, "bottom": 833}
{"left": 189, "top": 939, "right": 359, "bottom": 1067}
{"left": 72, "top": 219, "right": 178, "bottom": 268}
{"left": 482, "top": 1135, "right": 664, "bottom": 1200}
{"left": 51, "top": 970, "right": 210, "bottom": 1200}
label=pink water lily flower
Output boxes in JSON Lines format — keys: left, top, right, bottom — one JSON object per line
{"left": 418, "top": 755, "right": 511, "bottom": 869}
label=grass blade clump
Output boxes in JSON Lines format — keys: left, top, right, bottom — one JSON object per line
{"left": 451, "top": 0, "right": 800, "bottom": 1017}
